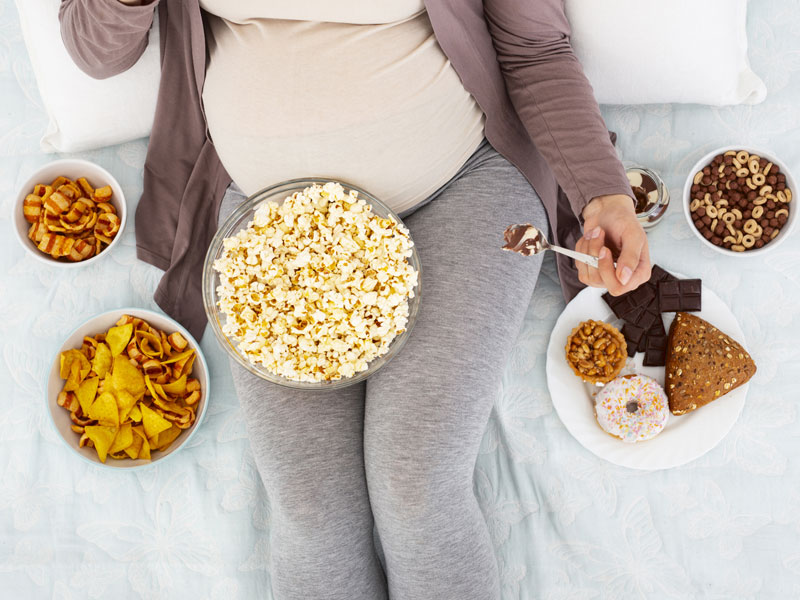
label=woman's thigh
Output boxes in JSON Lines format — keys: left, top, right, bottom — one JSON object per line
{"left": 218, "top": 185, "right": 370, "bottom": 531}
{"left": 363, "top": 145, "right": 549, "bottom": 504}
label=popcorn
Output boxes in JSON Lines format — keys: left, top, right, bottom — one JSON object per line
{"left": 213, "top": 182, "right": 418, "bottom": 382}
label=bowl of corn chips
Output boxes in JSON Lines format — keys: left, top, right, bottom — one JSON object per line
{"left": 47, "top": 309, "right": 209, "bottom": 468}
{"left": 13, "top": 159, "right": 126, "bottom": 266}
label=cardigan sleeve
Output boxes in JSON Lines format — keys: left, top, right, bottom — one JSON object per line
{"left": 483, "top": 0, "right": 633, "bottom": 219}
{"left": 59, "top": 0, "right": 159, "bottom": 80}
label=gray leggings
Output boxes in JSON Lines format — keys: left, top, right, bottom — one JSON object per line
{"left": 218, "top": 141, "right": 548, "bottom": 600}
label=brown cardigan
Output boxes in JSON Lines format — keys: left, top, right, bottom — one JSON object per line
{"left": 59, "top": 0, "right": 633, "bottom": 340}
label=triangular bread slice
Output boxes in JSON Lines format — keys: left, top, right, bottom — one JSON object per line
{"left": 665, "top": 312, "right": 756, "bottom": 415}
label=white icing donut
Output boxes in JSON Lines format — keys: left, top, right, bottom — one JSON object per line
{"left": 594, "top": 374, "right": 668, "bottom": 443}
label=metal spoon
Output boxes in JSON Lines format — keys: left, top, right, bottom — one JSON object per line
{"left": 502, "top": 224, "right": 599, "bottom": 268}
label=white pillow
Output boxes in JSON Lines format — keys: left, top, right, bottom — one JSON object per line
{"left": 566, "top": 0, "right": 766, "bottom": 105}
{"left": 13, "top": 0, "right": 160, "bottom": 153}
{"left": 14, "top": 0, "right": 766, "bottom": 153}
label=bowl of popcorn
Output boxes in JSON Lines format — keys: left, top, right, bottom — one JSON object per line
{"left": 683, "top": 146, "right": 796, "bottom": 255}
{"left": 202, "top": 179, "right": 421, "bottom": 388}
{"left": 13, "top": 158, "right": 126, "bottom": 266}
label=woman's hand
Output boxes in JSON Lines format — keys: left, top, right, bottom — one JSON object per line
{"left": 575, "top": 194, "right": 651, "bottom": 295}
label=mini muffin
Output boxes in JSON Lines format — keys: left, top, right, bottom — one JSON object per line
{"left": 594, "top": 374, "right": 669, "bottom": 443}
{"left": 565, "top": 319, "right": 627, "bottom": 384}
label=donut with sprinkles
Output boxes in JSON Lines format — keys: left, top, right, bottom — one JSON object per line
{"left": 594, "top": 374, "right": 669, "bottom": 443}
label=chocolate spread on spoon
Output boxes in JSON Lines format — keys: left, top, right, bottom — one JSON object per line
{"left": 502, "top": 224, "right": 545, "bottom": 256}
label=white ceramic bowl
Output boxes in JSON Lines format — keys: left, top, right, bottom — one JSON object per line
{"left": 47, "top": 308, "right": 210, "bottom": 470}
{"left": 683, "top": 146, "right": 797, "bottom": 256}
{"left": 13, "top": 158, "right": 127, "bottom": 267}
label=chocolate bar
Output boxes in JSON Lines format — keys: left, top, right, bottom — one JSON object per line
{"left": 658, "top": 279, "right": 702, "bottom": 312}
{"left": 621, "top": 323, "right": 646, "bottom": 357}
{"left": 602, "top": 284, "right": 656, "bottom": 321}
{"left": 643, "top": 333, "right": 668, "bottom": 367}
{"left": 643, "top": 318, "right": 667, "bottom": 366}
{"left": 649, "top": 265, "right": 678, "bottom": 285}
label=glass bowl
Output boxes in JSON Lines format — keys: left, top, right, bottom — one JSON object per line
{"left": 202, "top": 178, "right": 422, "bottom": 390}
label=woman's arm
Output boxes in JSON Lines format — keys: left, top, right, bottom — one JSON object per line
{"left": 484, "top": 0, "right": 649, "bottom": 293}
{"left": 59, "top": 0, "right": 159, "bottom": 80}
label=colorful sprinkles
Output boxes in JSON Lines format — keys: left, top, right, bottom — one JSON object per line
{"left": 594, "top": 374, "right": 669, "bottom": 443}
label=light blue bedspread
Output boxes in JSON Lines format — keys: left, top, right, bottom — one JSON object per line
{"left": 2, "top": 1, "right": 799, "bottom": 597}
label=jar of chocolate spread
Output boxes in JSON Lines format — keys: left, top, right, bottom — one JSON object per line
{"left": 624, "top": 164, "right": 669, "bottom": 229}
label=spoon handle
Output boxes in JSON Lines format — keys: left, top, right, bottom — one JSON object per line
{"left": 549, "top": 245, "right": 599, "bottom": 269}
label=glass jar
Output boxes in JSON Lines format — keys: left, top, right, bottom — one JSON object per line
{"left": 624, "top": 164, "right": 670, "bottom": 229}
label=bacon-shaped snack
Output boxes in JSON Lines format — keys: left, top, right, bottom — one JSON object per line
{"left": 23, "top": 194, "right": 43, "bottom": 223}
{"left": 22, "top": 175, "right": 120, "bottom": 262}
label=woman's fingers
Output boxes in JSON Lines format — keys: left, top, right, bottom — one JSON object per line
{"left": 575, "top": 235, "right": 590, "bottom": 285}
{"left": 576, "top": 226, "right": 607, "bottom": 288}
{"left": 614, "top": 226, "right": 648, "bottom": 289}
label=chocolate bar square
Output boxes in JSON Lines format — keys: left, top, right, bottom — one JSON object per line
{"left": 624, "top": 303, "right": 659, "bottom": 331}
{"left": 649, "top": 264, "right": 678, "bottom": 285}
{"left": 621, "top": 323, "right": 646, "bottom": 357}
{"left": 643, "top": 332, "right": 668, "bottom": 366}
{"left": 658, "top": 279, "right": 702, "bottom": 312}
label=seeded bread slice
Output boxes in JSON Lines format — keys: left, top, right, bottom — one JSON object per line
{"left": 665, "top": 312, "right": 756, "bottom": 415}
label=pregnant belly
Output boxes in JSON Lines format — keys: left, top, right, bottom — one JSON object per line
{"left": 202, "top": 14, "right": 485, "bottom": 212}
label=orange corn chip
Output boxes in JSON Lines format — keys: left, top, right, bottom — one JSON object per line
{"left": 154, "top": 424, "right": 181, "bottom": 451}
{"left": 116, "top": 389, "right": 138, "bottom": 423}
{"left": 135, "top": 330, "right": 163, "bottom": 359}
{"left": 111, "top": 355, "right": 146, "bottom": 399}
{"left": 106, "top": 324, "right": 133, "bottom": 357}
{"left": 76, "top": 376, "right": 99, "bottom": 415}
{"left": 160, "top": 349, "right": 194, "bottom": 365}
{"left": 92, "top": 342, "right": 112, "bottom": 378}
{"left": 84, "top": 425, "right": 118, "bottom": 463}
{"left": 124, "top": 430, "right": 144, "bottom": 459}
{"left": 153, "top": 397, "right": 189, "bottom": 417}
{"left": 133, "top": 426, "right": 151, "bottom": 460}
{"left": 88, "top": 392, "right": 119, "bottom": 427}
{"left": 129, "top": 404, "right": 143, "bottom": 423}
{"left": 161, "top": 374, "right": 187, "bottom": 396}
{"left": 108, "top": 423, "right": 133, "bottom": 454}
{"left": 140, "top": 403, "right": 171, "bottom": 439}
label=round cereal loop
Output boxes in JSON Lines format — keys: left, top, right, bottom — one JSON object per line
{"left": 741, "top": 234, "right": 756, "bottom": 248}
{"left": 736, "top": 150, "right": 750, "bottom": 164}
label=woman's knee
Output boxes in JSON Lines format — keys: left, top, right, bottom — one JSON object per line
{"left": 364, "top": 436, "right": 476, "bottom": 534}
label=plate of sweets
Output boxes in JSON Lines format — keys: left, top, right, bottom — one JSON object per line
{"left": 545, "top": 265, "right": 757, "bottom": 470}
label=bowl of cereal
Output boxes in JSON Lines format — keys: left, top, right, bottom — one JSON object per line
{"left": 683, "top": 147, "right": 796, "bottom": 255}
{"left": 13, "top": 159, "right": 126, "bottom": 267}
{"left": 203, "top": 179, "right": 421, "bottom": 389}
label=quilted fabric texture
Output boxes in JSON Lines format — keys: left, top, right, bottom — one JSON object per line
{"left": 1, "top": 0, "right": 799, "bottom": 597}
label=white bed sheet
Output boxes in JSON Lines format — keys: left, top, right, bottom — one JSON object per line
{"left": 1, "top": 0, "right": 799, "bottom": 597}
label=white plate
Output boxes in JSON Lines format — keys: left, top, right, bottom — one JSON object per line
{"left": 545, "top": 279, "right": 748, "bottom": 470}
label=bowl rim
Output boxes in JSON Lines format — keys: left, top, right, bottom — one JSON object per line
{"left": 202, "top": 177, "right": 422, "bottom": 390}
{"left": 682, "top": 145, "right": 797, "bottom": 256}
{"left": 46, "top": 307, "right": 210, "bottom": 471}
{"left": 13, "top": 158, "right": 128, "bottom": 269}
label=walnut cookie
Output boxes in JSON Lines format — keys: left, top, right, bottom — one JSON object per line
{"left": 565, "top": 320, "right": 628, "bottom": 385}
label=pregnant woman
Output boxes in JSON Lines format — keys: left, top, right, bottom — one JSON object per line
{"left": 61, "top": 1, "right": 650, "bottom": 598}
